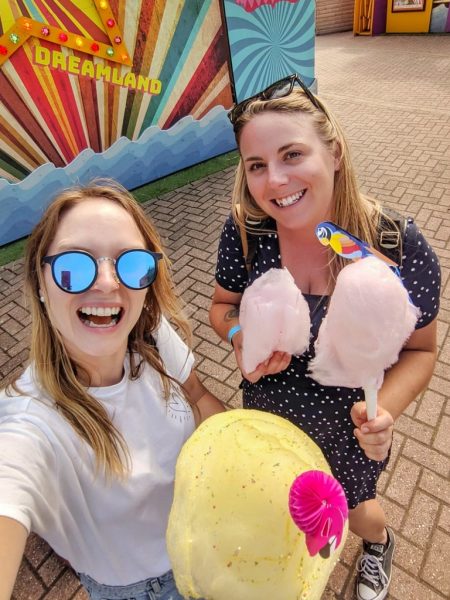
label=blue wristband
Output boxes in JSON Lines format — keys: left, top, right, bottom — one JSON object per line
{"left": 227, "top": 324, "right": 241, "bottom": 344}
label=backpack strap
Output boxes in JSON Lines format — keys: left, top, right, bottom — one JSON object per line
{"left": 377, "top": 207, "right": 406, "bottom": 267}
{"left": 235, "top": 204, "right": 261, "bottom": 274}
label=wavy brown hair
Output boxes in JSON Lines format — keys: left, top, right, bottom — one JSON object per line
{"left": 230, "top": 88, "right": 386, "bottom": 281}
{"left": 9, "top": 181, "right": 191, "bottom": 478}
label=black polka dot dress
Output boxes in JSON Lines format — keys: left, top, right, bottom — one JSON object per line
{"left": 215, "top": 214, "right": 441, "bottom": 509}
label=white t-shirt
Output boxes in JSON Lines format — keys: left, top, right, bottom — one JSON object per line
{"left": 0, "top": 317, "right": 195, "bottom": 585}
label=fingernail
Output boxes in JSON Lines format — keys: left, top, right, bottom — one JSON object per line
{"left": 361, "top": 426, "right": 369, "bottom": 433}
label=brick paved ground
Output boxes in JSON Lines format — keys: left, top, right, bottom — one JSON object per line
{"left": 1, "top": 32, "right": 449, "bottom": 600}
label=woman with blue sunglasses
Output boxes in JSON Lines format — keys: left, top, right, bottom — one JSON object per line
{"left": 0, "top": 181, "right": 224, "bottom": 599}
{"left": 210, "top": 75, "right": 440, "bottom": 600}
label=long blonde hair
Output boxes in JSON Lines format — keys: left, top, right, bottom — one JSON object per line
{"left": 9, "top": 181, "right": 191, "bottom": 478}
{"left": 231, "top": 89, "right": 384, "bottom": 279}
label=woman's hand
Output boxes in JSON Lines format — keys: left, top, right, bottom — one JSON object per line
{"left": 233, "top": 330, "right": 291, "bottom": 382}
{"left": 351, "top": 401, "right": 394, "bottom": 462}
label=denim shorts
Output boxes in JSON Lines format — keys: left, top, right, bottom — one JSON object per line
{"left": 78, "top": 569, "right": 191, "bottom": 600}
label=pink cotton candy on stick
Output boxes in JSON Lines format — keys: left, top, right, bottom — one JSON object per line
{"left": 309, "top": 257, "right": 420, "bottom": 419}
{"left": 289, "top": 470, "right": 348, "bottom": 557}
{"left": 239, "top": 268, "right": 311, "bottom": 374}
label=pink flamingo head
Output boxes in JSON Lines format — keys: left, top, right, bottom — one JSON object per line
{"left": 289, "top": 470, "right": 348, "bottom": 557}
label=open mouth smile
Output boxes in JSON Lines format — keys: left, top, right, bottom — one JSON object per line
{"left": 273, "top": 189, "right": 306, "bottom": 208}
{"left": 78, "top": 306, "right": 123, "bottom": 328}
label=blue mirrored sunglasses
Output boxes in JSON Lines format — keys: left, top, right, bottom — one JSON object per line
{"left": 43, "top": 249, "right": 163, "bottom": 293}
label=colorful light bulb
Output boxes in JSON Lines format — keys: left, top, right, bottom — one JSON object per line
{"left": 106, "top": 47, "right": 114, "bottom": 56}
{"left": 113, "top": 36, "right": 122, "bottom": 44}
{"left": 75, "top": 38, "right": 83, "bottom": 47}
{"left": 59, "top": 32, "right": 68, "bottom": 42}
{"left": 106, "top": 19, "right": 115, "bottom": 27}
{"left": 41, "top": 27, "right": 50, "bottom": 36}
{"left": 91, "top": 42, "right": 100, "bottom": 52}
{"left": 0, "top": 45, "right": 8, "bottom": 56}
{"left": 9, "top": 33, "right": 20, "bottom": 44}
{"left": 99, "top": 0, "right": 108, "bottom": 8}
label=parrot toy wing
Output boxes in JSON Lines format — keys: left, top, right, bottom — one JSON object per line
{"left": 316, "top": 221, "right": 398, "bottom": 268}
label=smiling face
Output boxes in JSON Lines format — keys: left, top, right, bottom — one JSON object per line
{"left": 239, "top": 111, "right": 339, "bottom": 235}
{"left": 41, "top": 198, "right": 148, "bottom": 383}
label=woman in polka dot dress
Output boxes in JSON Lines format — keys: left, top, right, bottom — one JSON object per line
{"left": 209, "top": 76, "right": 440, "bottom": 600}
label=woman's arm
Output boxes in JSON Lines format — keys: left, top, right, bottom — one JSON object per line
{"left": 378, "top": 318, "right": 437, "bottom": 419}
{"left": 209, "top": 282, "right": 243, "bottom": 344}
{"left": 0, "top": 516, "right": 28, "bottom": 600}
{"left": 352, "top": 318, "right": 437, "bottom": 460}
{"left": 182, "top": 370, "right": 226, "bottom": 426}
{"left": 209, "top": 283, "right": 291, "bottom": 382}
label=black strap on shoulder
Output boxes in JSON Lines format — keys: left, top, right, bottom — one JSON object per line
{"left": 243, "top": 226, "right": 259, "bottom": 273}
{"left": 238, "top": 205, "right": 406, "bottom": 271}
{"left": 377, "top": 207, "right": 406, "bottom": 267}
{"left": 236, "top": 203, "right": 267, "bottom": 273}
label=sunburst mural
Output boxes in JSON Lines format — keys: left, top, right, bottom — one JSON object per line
{"left": 0, "top": 0, "right": 233, "bottom": 185}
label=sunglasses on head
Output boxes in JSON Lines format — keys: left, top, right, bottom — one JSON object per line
{"left": 228, "top": 73, "right": 325, "bottom": 128}
{"left": 43, "top": 249, "right": 163, "bottom": 294}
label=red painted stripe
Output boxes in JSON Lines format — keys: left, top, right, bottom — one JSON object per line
{"left": 0, "top": 65, "right": 65, "bottom": 166}
{"left": 121, "top": 1, "right": 156, "bottom": 136}
{"left": 0, "top": 120, "right": 41, "bottom": 169}
{"left": 105, "top": 81, "right": 115, "bottom": 147}
{"left": 197, "top": 85, "right": 233, "bottom": 121}
{"left": 45, "top": 48, "right": 89, "bottom": 152}
{"left": 77, "top": 74, "right": 102, "bottom": 152}
{"left": 163, "top": 27, "right": 228, "bottom": 129}
{"left": 10, "top": 49, "right": 74, "bottom": 162}
{"left": 16, "top": 0, "right": 31, "bottom": 20}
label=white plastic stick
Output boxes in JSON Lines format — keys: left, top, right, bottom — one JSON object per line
{"left": 363, "top": 384, "right": 377, "bottom": 421}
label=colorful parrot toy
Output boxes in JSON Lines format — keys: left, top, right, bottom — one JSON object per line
{"left": 316, "top": 221, "right": 398, "bottom": 269}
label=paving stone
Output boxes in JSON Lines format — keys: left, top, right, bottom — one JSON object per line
{"left": 433, "top": 415, "right": 450, "bottom": 457}
{"left": 395, "top": 413, "right": 433, "bottom": 445}
{"left": 39, "top": 569, "right": 81, "bottom": 599}
{"left": 389, "top": 566, "right": 444, "bottom": 600}
{"left": 401, "top": 490, "right": 439, "bottom": 549}
{"left": 393, "top": 534, "right": 424, "bottom": 577}
{"left": 419, "top": 469, "right": 450, "bottom": 504}
{"left": 403, "top": 438, "right": 450, "bottom": 478}
{"left": 12, "top": 559, "right": 45, "bottom": 599}
{"left": 415, "top": 389, "right": 446, "bottom": 427}
{"left": 439, "top": 505, "right": 450, "bottom": 533}
{"left": 385, "top": 457, "right": 421, "bottom": 506}
{"left": 197, "top": 357, "right": 232, "bottom": 380}
{"left": 422, "top": 529, "right": 450, "bottom": 596}
{"left": 38, "top": 552, "right": 67, "bottom": 586}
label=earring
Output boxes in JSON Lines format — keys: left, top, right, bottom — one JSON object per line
{"left": 39, "top": 295, "right": 45, "bottom": 303}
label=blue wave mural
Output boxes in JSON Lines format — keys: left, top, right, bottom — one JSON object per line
{"left": 0, "top": 106, "right": 236, "bottom": 246}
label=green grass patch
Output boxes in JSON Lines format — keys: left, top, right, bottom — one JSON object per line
{"left": 0, "top": 237, "right": 27, "bottom": 267}
{"left": 132, "top": 150, "right": 239, "bottom": 202}
{"left": 0, "top": 151, "right": 239, "bottom": 268}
